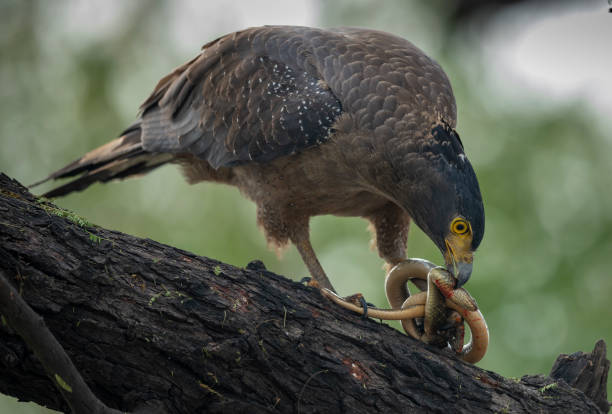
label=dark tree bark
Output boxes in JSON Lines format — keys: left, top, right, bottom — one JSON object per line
{"left": 0, "top": 173, "right": 609, "bottom": 414}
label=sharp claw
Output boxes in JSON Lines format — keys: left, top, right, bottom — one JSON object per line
{"left": 299, "top": 277, "right": 320, "bottom": 288}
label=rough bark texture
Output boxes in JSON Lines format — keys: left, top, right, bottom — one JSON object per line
{"left": 550, "top": 340, "right": 610, "bottom": 413}
{"left": 0, "top": 173, "right": 609, "bottom": 414}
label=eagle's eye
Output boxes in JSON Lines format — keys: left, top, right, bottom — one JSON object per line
{"left": 451, "top": 217, "right": 470, "bottom": 235}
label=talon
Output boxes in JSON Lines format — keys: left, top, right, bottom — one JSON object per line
{"left": 300, "top": 276, "right": 320, "bottom": 288}
{"left": 246, "top": 260, "right": 267, "bottom": 271}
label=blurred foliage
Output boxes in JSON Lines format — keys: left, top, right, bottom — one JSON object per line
{"left": 1, "top": 1, "right": 610, "bottom": 412}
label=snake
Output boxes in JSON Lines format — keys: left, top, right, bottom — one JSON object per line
{"left": 321, "top": 258, "right": 489, "bottom": 364}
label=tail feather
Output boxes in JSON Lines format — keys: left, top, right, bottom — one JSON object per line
{"left": 32, "top": 124, "right": 174, "bottom": 198}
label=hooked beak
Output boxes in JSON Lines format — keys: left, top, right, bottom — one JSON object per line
{"left": 453, "top": 261, "right": 473, "bottom": 288}
{"left": 444, "top": 240, "right": 473, "bottom": 288}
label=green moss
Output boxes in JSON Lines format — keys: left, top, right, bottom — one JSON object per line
{"left": 207, "top": 372, "right": 219, "bottom": 384}
{"left": 539, "top": 382, "right": 558, "bottom": 394}
{"left": 198, "top": 382, "right": 222, "bottom": 399}
{"left": 40, "top": 204, "right": 107, "bottom": 245}
{"left": 258, "top": 339, "right": 268, "bottom": 356}
{"left": 40, "top": 204, "right": 93, "bottom": 227}
{"left": 54, "top": 374, "right": 72, "bottom": 393}
{"left": 148, "top": 286, "right": 192, "bottom": 306}
{"left": 148, "top": 291, "right": 162, "bottom": 306}
{"left": 201, "top": 346, "right": 211, "bottom": 358}
{"left": 1, "top": 189, "right": 26, "bottom": 200}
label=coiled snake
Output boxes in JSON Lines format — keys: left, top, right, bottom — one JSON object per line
{"left": 321, "top": 258, "right": 489, "bottom": 363}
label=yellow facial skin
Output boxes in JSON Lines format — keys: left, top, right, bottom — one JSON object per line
{"left": 444, "top": 217, "right": 474, "bottom": 284}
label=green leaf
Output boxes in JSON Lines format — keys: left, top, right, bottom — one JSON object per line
{"left": 54, "top": 374, "right": 73, "bottom": 393}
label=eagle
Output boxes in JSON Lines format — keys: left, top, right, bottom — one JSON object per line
{"left": 34, "top": 26, "right": 484, "bottom": 293}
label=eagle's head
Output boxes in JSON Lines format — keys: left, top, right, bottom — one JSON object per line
{"left": 393, "top": 122, "right": 485, "bottom": 287}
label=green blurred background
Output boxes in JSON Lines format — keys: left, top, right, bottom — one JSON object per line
{"left": 1, "top": 0, "right": 610, "bottom": 412}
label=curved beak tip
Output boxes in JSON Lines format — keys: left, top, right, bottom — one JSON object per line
{"left": 454, "top": 262, "right": 473, "bottom": 288}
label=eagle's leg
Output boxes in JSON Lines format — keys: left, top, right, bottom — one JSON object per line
{"left": 315, "top": 205, "right": 412, "bottom": 313}
{"left": 292, "top": 235, "right": 335, "bottom": 293}
{"left": 256, "top": 204, "right": 336, "bottom": 292}
{"left": 306, "top": 203, "right": 412, "bottom": 313}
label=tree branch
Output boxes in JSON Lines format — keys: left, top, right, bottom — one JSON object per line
{"left": 0, "top": 173, "right": 608, "bottom": 413}
{"left": 0, "top": 269, "right": 123, "bottom": 414}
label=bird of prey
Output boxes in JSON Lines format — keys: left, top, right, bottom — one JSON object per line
{"left": 34, "top": 26, "right": 484, "bottom": 293}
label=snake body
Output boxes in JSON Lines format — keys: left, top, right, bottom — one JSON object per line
{"left": 321, "top": 258, "right": 489, "bottom": 363}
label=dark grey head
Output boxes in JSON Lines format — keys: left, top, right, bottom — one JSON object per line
{"left": 397, "top": 122, "right": 485, "bottom": 287}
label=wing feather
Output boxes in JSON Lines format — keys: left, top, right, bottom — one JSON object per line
{"left": 34, "top": 26, "right": 461, "bottom": 199}
{"left": 139, "top": 26, "right": 344, "bottom": 169}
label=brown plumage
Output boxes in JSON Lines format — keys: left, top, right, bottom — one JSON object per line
{"left": 35, "top": 26, "right": 485, "bottom": 292}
